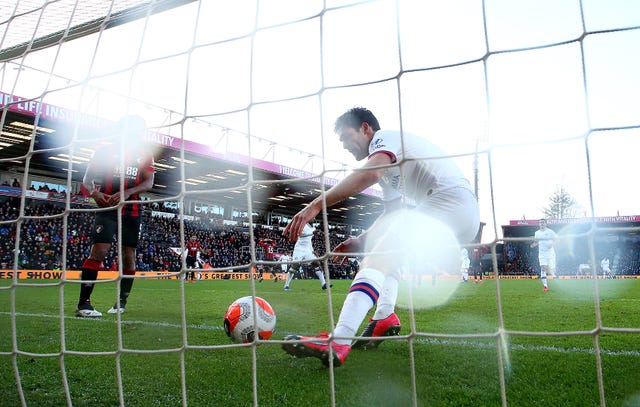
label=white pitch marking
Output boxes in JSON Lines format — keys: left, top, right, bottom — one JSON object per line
{"left": 3, "top": 312, "right": 640, "bottom": 357}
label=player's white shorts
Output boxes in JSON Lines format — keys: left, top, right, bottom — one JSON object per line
{"left": 539, "top": 254, "right": 556, "bottom": 270}
{"left": 416, "top": 186, "right": 480, "bottom": 244}
{"left": 293, "top": 249, "right": 316, "bottom": 262}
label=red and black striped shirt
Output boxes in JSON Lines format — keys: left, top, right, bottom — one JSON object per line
{"left": 91, "top": 144, "right": 155, "bottom": 217}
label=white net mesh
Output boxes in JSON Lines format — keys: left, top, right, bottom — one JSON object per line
{"left": 1, "top": 0, "right": 640, "bottom": 406}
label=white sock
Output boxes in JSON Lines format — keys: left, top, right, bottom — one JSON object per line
{"left": 334, "top": 268, "right": 385, "bottom": 345}
{"left": 285, "top": 272, "right": 293, "bottom": 287}
{"left": 315, "top": 268, "right": 326, "bottom": 286}
{"left": 372, "top": 275, "right": 398, "bottom": 320}
{"left": 541, "top": 271, "right": 548, "bottom": 287}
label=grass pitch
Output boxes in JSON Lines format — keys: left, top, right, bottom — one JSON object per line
{"left": 1, "top": 277, "right": 639, "bottom": 406}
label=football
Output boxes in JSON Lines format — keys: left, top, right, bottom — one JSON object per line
{"left": 223, "top": 296, "right": 276, "bottom": 343}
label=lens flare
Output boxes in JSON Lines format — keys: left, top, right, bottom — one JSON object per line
{"left": 362, "top": 209, "right": 462, "bottom": 310}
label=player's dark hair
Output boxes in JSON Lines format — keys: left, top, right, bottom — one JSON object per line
{"left": 334, "top": 107, "right": 381, "bottom": 133}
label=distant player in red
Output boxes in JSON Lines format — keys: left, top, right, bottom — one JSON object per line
{"left": 258, "top": 238, "right": 279, "bottom": 282}
{"left": 185, "top": 235, "right": 201, "bottom": 282}
{"left": 75, "top": 116, "right": 155, "bottom": 317}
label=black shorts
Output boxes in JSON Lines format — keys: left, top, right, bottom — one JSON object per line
{"left": 186, "top": 256, "right": 197, "bottom": 268}
{"left": 92, "top": 212, "right": 141, "bottom": 248}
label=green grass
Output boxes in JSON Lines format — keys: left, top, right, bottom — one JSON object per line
{"left": 1, "top": 278, "right": 639, "bottom": 406}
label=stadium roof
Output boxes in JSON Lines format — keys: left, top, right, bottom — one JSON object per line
{"left": 1, "top": 0, "right": 196, "bottom": 62}
{"left": 0, "top": 93, "right": 384, "bottom": 228}
{"left": 1, "top": 2, "right": 384, "bottom": 227}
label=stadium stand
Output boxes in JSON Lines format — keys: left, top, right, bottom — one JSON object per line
{"left": 0, "top": 194, "right": 359, "bottom": 279}
{"left": 2, "top": 192, "right": 640, "bottom": 277}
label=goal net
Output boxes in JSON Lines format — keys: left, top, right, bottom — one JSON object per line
{"left": 1, "top": 1, "right": 639, "bottom": 406}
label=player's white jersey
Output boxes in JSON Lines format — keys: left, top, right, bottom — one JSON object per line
{"left": 460, "top": 248, "right": 470, "bottom": 270}
{"left": 293, "top": 224, "right": 314, "bottom": 252}
{"left": 279, "top": 254, "right": 293, "bottom": 271}
{"left": 292, "top": 224, "right": 316, "bottom": 262}
{"left": 368, "top": 130, "right": 473, "bottom": 204}
{"left": 601, "top": 258, "right": 610, "bottom": 271}
{"left": 534, "top": 228, "right": 557, "bottom": 256}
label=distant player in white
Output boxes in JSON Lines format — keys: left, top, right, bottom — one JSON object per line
{"left": 530, "top": 218, "right": 557, "bottom": 291}
{"left": 283, "top": 223, "right": 330, "bottom": 291}
{"left": 281, "top": 107, "right": 480, "bottom": 366}
{"left": 278, "top": 252, "right": 292, "bottom": 281}
{"left": 460, "top": 248, "right": 470, "bottom": 282}
{"left": 601, "top": 256, "right": 612, "bottom": 279}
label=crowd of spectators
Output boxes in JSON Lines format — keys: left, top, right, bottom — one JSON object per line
{"left": 0, "top": 178, "right": 21, "bottom": 188}
{"left": 0, "top": 197, "right": 92, "bottom": 270}
{"left": 0, "top": 197, "right": 358, "bottom": 279}
{"left": 3, "top": 196, "right": 639, "bottom": 277}
{"left": 502, "top": 239, "right": 640, "bottom": 276}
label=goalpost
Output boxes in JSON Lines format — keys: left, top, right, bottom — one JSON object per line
{"left": 1, "top": 1, "right": 639, "bottom": 406}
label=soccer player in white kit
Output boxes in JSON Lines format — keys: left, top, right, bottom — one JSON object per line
{"left": 460, "top": 248, "right": 471, "bottom": 282}
{"left": 278, "top": 252, "right": 292, "bottom": 281}
{"left": 601, "top": 256, "right": 612, "bottom": 279}
{"left": 281, "top": 107, "right": 480, "bottom": 366}
{"left": 530, "top": 219, "right": 557, "bottom": 291}
{"left": 283, "top": 223, "right": 331, "bottom": 290}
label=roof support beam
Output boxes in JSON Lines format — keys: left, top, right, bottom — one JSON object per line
{"left": 0, "top": 0, "right": 197, "bottom": 62}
